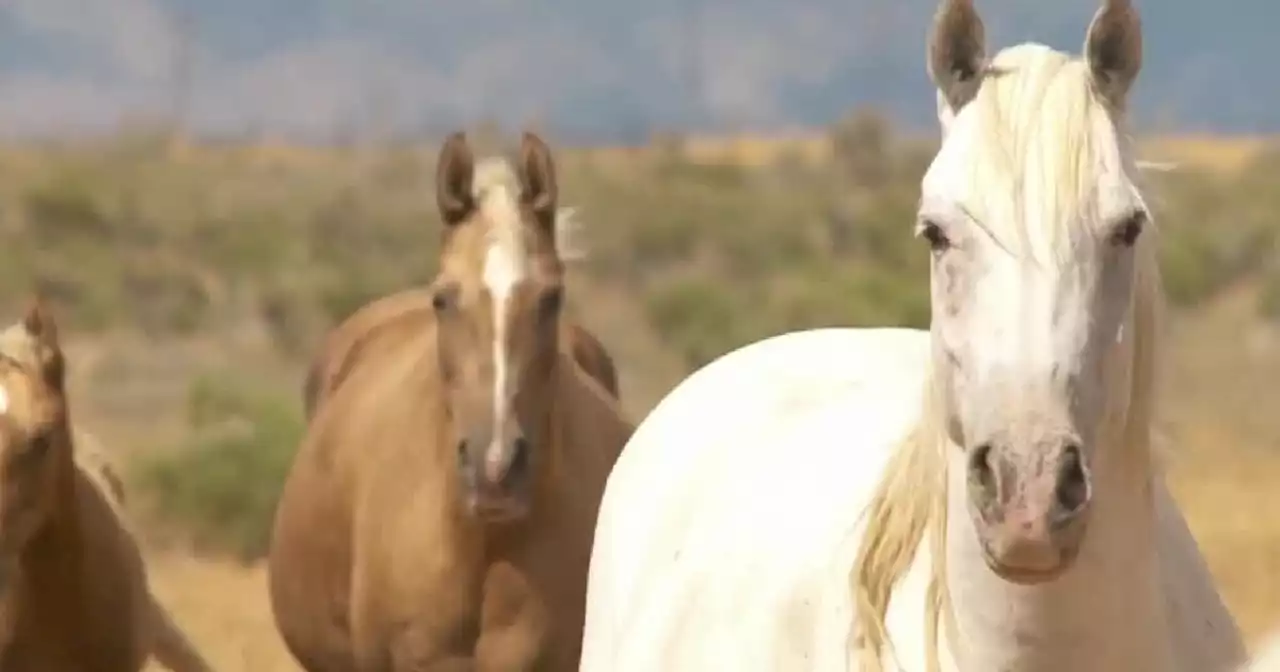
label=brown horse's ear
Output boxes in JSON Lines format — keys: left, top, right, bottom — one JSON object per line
{"left": 22, "top": 294, "right": 65, "bottom": 386}
{"left": 22, "top": 295, "right": 59, "bottom": 352}
{"left": 517, "top": 131, "right": 558, "bottom": 228}
{"left": 927, "top": 0, "right": 986, "bottom": 115}
{"left": 436, "top": 132, "right": 476, "bottom": 226}
{"left": 1084, "top": 0, "right": 1142, "bottom": 108}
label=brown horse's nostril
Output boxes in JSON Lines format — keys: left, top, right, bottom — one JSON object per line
{"left": 1053, "top": 443, "right": 1090, "bottom": 519}
{"left": 505, "top": 437, "right": 531, "bottom": 484}
{"left": 456, "top": 440, "right": 469, "bottom": 466}
{"left": 967, "top": 443, "right": 998, "bottom": 506}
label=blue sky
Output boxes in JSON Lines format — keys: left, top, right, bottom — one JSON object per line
{"left": 0, "top": 0, "right": 1266, "bottom": 140}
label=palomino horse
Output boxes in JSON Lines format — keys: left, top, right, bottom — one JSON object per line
{"left": 579, "top": 1, "right": 1246, "bottom": 671}
{"left": 300, "top": 287, "right": 620, "bottom": 421}
{"left": 0, "top": 299, "right": 212, "bottom": 672}
{"left": 268, "top": 132, "right": 634, "bottom": 671}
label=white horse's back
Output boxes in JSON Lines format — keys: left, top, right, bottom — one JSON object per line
{"left": 581, "top": 327, "right": 932, "bottom": 671}
{"left": 1244, "top": 631, "right": 1280, "bottom": 672}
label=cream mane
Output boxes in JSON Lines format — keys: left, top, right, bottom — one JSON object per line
{"left": 0, "top": 321, "right": 42, "bottom": 369}
{"left": 848, "top": 42, "right": 1165, "bottom": 672}
{"left": 471, "top": 156, "right": 588, "bottom": 263}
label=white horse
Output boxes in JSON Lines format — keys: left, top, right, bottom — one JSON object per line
{"left": 1244, "top": 629, "right": 1280, "bottom": 672}
{"left": 579, "top": 1, "right": 1247, "bottom": 670}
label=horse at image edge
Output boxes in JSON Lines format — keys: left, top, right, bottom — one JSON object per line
{"left": 578, "top": 1, "right": 1247, "bottom": 670}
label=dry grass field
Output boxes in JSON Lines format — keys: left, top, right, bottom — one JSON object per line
{"left": 12, "top": 130, "right": 1269, "bottom": 669}
{"left": 137, "top": 287, "right": 1280, "bottom": 670}
{"left": 588, "top": 130, "right": 1278, "bottom": 174}
{"left": 145, "top": 553, "right": 291, "bottom": 671}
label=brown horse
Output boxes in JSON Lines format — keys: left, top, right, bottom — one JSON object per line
{"left": 300, "top": 287, "right": 619, "bottom": 422}
{"left": 0, "top": 299, "right": 212, "bottom": 672}
{"left": 268, "top": 132, "right": 634, "bottom": 671}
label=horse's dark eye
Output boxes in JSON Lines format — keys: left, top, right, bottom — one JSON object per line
{"left": 431, "top": 288, "right": 455, "bottom": 313}
{"left": 539, "top": 287, "right": 564, "bottom": 317}
{"left": 916, "top": 219, "right": 952, "bottom": 253}
{"left": 16, "top": 432, "right": 51, "bottom": 463}
{"left": 1110, "top": 212, "right": 1146, "bottom": 247}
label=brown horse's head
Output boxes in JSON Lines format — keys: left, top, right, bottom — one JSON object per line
{"left": 431, "top": 131, "right": 568, "bottom": 523}
{"left": 0, "top": 298, "right": 70, "bottom": 599}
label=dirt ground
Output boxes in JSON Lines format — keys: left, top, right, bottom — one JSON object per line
{"left": 144, "top": 554, "right": 295, "bottom": 672}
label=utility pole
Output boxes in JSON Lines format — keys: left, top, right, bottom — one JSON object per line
{"left": 682, "top": 0, "right": 704, "bottom": 131}
{"left": 167, "top": 8, "right": 195, "bottom": 148}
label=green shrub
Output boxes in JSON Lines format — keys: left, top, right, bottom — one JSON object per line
{"left": 131, "top": 374, "right": 303, "bottom": 561}
{"left": 1159, "top": 232, "right": 1226, "bottom": 307}
{"left": 24, "top": 170, "right": 112, "bottom": 243}
{"left": 627, "top": 212, "right": 701, "bottom": 269}
{"left": 7, "top": 118, "right": 1280, "bottom": 563}
{"left": 645, "top": 280, "right": 743, "bottom": 369}
{"left": 120, "top": 258, "right": 211, "bottom": 336}
{"left": 1259, "top": 270, "right": 1280, "bottom": 321}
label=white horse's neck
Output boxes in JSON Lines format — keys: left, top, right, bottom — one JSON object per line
{"left": 943, "top": 431, "right": 1172, "bottom": 671}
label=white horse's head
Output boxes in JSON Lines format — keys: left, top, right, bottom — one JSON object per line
{"left": 920, "top": 0, "right": 1153, "bottom": 583}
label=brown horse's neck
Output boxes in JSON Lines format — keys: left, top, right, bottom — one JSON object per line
{"left": 16, "top": 422, "right": 89, "bottom": 636}
{"left": 534, "top": 358, "right": 572, "bottom": 496}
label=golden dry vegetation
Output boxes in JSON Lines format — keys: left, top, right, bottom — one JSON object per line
{"left": 590, "top": 130, "right": 1279, "bottom": 175}
{"left": 3, "top": 123, "right": 1276, "bottom": 669}
{"left": 137, "top": 290, "right": 1280, "bottom": 671}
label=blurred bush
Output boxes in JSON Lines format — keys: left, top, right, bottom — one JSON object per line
{"left": 3, "top": 113, "right": 1271, "bottom": 357}
{"left": 2, "top": 112, "right": 1273, "bottom": 555}
{"left": 130, "top": 374, "right": 303, "bottom": 561}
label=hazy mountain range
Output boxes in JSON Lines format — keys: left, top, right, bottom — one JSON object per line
{"left": 0, "top": 0, "right": 1267, "bottom": 142}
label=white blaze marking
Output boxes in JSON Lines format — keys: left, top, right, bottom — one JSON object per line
{"left": 479, "top": 183, "right": 528, "bottom": 481}
{"left": 0, "top": 384, "right": 8, "bottom": 416}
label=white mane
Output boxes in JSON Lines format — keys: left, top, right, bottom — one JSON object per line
{"left": 851, "top": 40, "right": 1164, "bottom": 672}
{"left": 954, "top": 43, "right": 1146, "bottom": 261}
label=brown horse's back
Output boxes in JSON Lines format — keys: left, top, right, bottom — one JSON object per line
{"left": 272, "top": 307, "right": 440, "bottom": 671}
{"left": 303, "top": 288, "right": 620, "bottom": 419}
{"left": 71, "top": 438, "right": 212, "bottom": 672}
{"left": 302, "top": 288, "right": 433, "bottom": 420}
{"left": 564, "top": 323, "right": 619, "bottom": 399}
{"left": 5, "top": 449, "right": 206, "bottom": 671}
{"left": 73, "top": 429, "right": 127, "bottom": 506}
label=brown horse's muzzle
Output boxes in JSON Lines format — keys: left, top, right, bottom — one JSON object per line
{"left": 457, "top": 434, "right": 533, "bottom": 523}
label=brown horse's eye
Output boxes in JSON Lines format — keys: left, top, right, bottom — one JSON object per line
{"left": 539, "top": 286, "right": 564, "bottom": 318}
{"left": 431, "top": 285, "right": 458, "bottom": 313}
{"left": 15, "top": 431, "right": 51, "bottom": 464}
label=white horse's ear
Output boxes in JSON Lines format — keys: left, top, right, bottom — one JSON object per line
{"left": 927, "top": 0, "right": 986, "bottom": 116}
{"left": 1084, "top": 0, "right": 1142, "bottom": 108}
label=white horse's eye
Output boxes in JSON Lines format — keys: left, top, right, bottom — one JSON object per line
{"left": 1108, "top": 211, "right": 1146, "bottom": 247}
{"left": 915, "top": 219, "right": 953, "bottom": 253}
